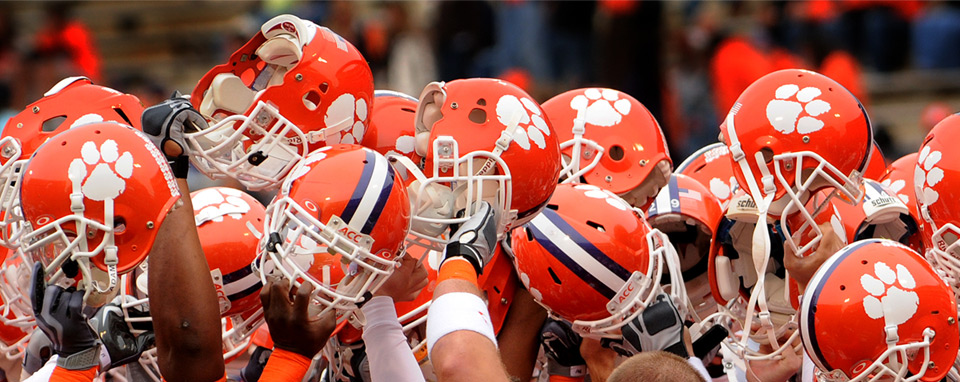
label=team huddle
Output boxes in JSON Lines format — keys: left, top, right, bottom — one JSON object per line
{"left": 0, "top": 12, "right": 955, "bottom": 382}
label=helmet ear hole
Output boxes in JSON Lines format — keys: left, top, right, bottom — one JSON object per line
{"left": 302, "top": 91, "right": 321, "bottom": 111}
{"left": 608, "top": 145, "right": 625, "bottom": 161}
{"left": 114, "top": 217, "right": 127, "bottom": 235}
{"left": 760, "top": 147, "right": 774, "bottom": 164}
{"left": 42, "top": 116, "right": 67, "bottom": 132}
{"left": 468, "top": 108, "right": 486, "bottom": 124}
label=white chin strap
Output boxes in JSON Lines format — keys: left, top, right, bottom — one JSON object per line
{"left": 724, "top": 109, "right": 798, "bottom": 360}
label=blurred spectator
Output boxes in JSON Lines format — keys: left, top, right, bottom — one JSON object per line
{"left": 33, "top": 2, "right": 101, "bottom": 82}
{"left": 0, "top": 5, "right": 20, "bottom": 129}
{"left": 824, "top": 1, "right": 919, "bottom": 72}
{"left": 491, "top": 1, "right": 549, "bottom": 91}
{"left": 912, "top": 1, "right": 960, "bottom": 70}
{"left": 545, "top": 1, "right": 596, "bottom": 91}
{"left": 433, "top": 1, "right": 496, "bottom": 80}
{"left": 385, "top": 2, "right": 436, "bottom": 97}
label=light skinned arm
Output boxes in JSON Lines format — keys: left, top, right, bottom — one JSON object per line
{"left": 430, "top": 279, "right": 511, "bottom": 382}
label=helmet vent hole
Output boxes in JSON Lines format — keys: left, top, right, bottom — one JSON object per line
{"left": 524, "top": 227, "right": 534, "bottom": 241}
{"left": 113, "top": 107, "right": 133, "bottom": 126}
{"left": 42, "top": 116, "right": 67, "bottom": 132}
{"left": 401, "top": 108, "right": 415, "bottom": 113}
{"left": 839, "top": 285, "right": 845, "bottom": 291}
{"left": 303, "top": 91, "right": 321, "bottom": 111}
{"left": 548, "top": 267, "right": 562, "bottom": 285}
{"left": 694, "top": 163, "right": 707, "bottom": 173}
{"left": 493, "top": 286, "right": 500, "bottom": 294}
{"left": 468, "top": 108, "right": 486, "bottom": 124}
{"left": 760, "top": 147, "right": 774, "bottom": 163}
{"left": 546, "top": 204, "right": 559, "bottom": 211}
{"left": 319, "top": 82, "right": 329, "bottom": 93}
{"left": 609, "top": 145, "right": 625, "bottom": 161}
{"left": 586, "top": 220, "right": 606, "bottom": 232}
{"left": 477, "top": 98, "right": 486, "bottom": 106}
{"left": 932, "top": 310, "right": 940, "bottom": 315}
{"left": 862, "top": 260, "right": 868, "bottom": 265}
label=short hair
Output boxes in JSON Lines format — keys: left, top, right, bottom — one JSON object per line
{"left": 607, "top": 351, "right": 705, "bottom": 382}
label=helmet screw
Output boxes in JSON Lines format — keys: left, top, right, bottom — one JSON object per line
{"left": 146, "top": 221, "right": 155, "bottom": 229}
{"left": 500, "top": 298, "right": 508, "bottom": 305}
{"left": 802, "top": 136, "right": 810, "bottom": 144}
{"left": 450, "top": 102, "right": 458, "bottom": 110}
{"left": 1, "top": 146, "right": 14, "bottom": 158}
{"left": 32, "top": 106, "right": 39, "bottom": 114}
{"left": 639, "top": 159, "right": 649, "bottom": 167}
{"left": 784, "top": 162, "right": 793, "bottom": 171}
{"left": 295, "top": 73, "right": 303, "bottom": 81}
{"left": 949, "top": 317, "right": 956, "bottom": 325}
{"left": 16, "top": 123, "right": 22, "bottom": 128}
{"left": 87, "top": 231, "right": 95, "bottom": 238}
{"left": 605, "top": 175, "right": 613, "bottom": 183}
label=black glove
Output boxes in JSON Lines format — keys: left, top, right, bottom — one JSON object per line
{"left": 29, "top": 262, "right": 100, "bottom": 370}
{"left": 141, "top": 92, "right": 207, "bottom": 178}
{"left": 89, "top": 301, "right": 155, "bottom": 370}
{"left": 540, "top": 319, "right": 585, "bottom": 367}
{"left": 444, "top": 201, "right": 499, "bottom": 274}
{"left": 617, "top": 293, "right": 688, "bottom": 358}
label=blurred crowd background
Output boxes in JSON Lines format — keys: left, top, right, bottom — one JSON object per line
{"left": 1, "top": 0, "right": 960, "bottom": 164}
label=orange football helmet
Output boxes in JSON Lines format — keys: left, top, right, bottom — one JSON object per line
{"left": 360, "top": 90, "right": 421, "bottom": 167}
{"left": 511, "top": 183, "right": 686, "bottom": 338}
{"left": 832, "top": 179, "right": 922, "bottom": 252}
{"left": 541, "top": 88, "right": 672, "bottom": 209}
{"left": 880, "top": 153, "right": 926, "bottom": 248}
{"left": 396, "top": 78, "right": 561, "bottom": 253}
{"left": 915, "top": 114, "right": 960, "bottom": 305}
{"left": 675, "top": 142, "right": 739, "bottom": 209}
{"left": 646, "top": 174, "right": 723, "bottom": 318}
{"left": 259, "top": 145, "right": 411, "bottom": 313}
{"left": 0, "top": 77, "right": 144, "bottom": 249}
{"left": 719, "top": 69, "right": 872, "bottom": 258}
{"left": 188, "top": 14, "right": 374, "bottom": 190}
{"left": 19, "top": 122, "right": 180, "bottom": 304}
{"left": 800, "top": 239, "right": 958, "bottom": 382}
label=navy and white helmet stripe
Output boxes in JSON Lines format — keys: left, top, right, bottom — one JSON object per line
{"left": 649, "top": 175, "right": 683, "bottom": 217}
{"left": 340, "top": 149, "right": 396, "bottom": 235}
{"left": 222, "top": 264, "right": 262, "bottom": 303}
{"left": 527, "top": 209, "right": 632, "bottom": 300}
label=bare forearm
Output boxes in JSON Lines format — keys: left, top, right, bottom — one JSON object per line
{"left": 148, "top": 178, "right": 223, "bottom": 381}
{"left": 497, "top": 288, "right": 546, "bottom": 382}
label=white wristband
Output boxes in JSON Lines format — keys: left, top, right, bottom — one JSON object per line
{"left": 426, "top": 292, "right": 497, "bottom": 357}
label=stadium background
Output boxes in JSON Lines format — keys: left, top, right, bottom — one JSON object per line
{"left": 2, "top": 1, "right": 960, "bottom": 164}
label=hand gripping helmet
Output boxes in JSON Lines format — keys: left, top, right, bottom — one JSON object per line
{"left": 832, "top": 179, "right": 923, "bottom": 252}
{"left": 675, "top": 142, "right": 739, "bottom": 209}
{"left": 510, "top": 183, "right": 686, "bottom": 338}
{"left": 719, "top": 69, "right": 872, "bottom": 258}
{"left": 187, "top": 14, "right": 374, "bottom": 191}
{"left": 259, "top": 145, "right": 411, "bottom": 314}
{"left": 0, "top": 76, "right": 144, "bottom": 248}
{"left": 397, "top": 78, "right": 561, "bottom": 252}
{"left": 0, "top": 251, "right": 31, "bottom": 360}
{"left": 19, "top": 122, "right": 180, "bottom": 305}
{"left": 541, "top": 88, "right": 672, "bottom": 210}
{"left": 915, "top": 114, "right": 960, "bottom": 304}
{"left": 191, "top": 186, "right": 268, "bottom": 345}
{"left": 646, "top": 174, "right": 724, "bottom": 318}
{"left": 800, "top": 239, "right": 959, "bottom": 382}
{"left": 360, "top": 90, "right": 421, "bottom": 168}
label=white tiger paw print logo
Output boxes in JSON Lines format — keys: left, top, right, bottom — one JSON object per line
{"left": 284, "top": 146, "right": 333, "bottom": 191}
{"left": 68, "top": 140, "right": 134, "bottom": 201}
{"left": 569, "top": 88, "right": 632, "bottom": 127}
{"left": 708, "top": 177, "right": 738, "bottom": 202}
{"left": 860, "top": 261, "right": 919, "bottom": 336}
{"left": 914, "top": 146, "right": 943, "bottom": 206}
{"left": 766, "top": 84, "right": 831, "bottom": 134}
{"left": 324, "top": 94, "right": 368, "bottom": 145}
{"left": 193, "top": 188, "right": 251, "bottom": 223}
{"left": 497, "top": 95, "right": 551, "bottom": 150}
{"left": 880, "top": 178, "right": 910, "bottom": 204}
{"left": 574, "top": 184, "right": 630, "bottom": 211}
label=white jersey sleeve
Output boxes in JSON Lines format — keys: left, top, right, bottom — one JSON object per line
{"left": 361, "top": 296, "right": 426, "bottom": 382}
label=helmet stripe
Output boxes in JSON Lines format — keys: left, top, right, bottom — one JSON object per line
{"left": 341, "top": 150, "right": 393, "bottom": 235}
{"left": 527, "top": 209, "right": 632, "bottom": 300}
